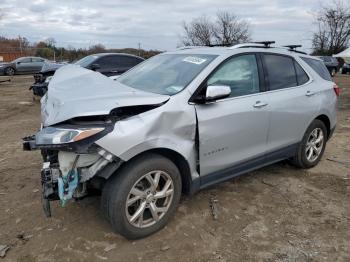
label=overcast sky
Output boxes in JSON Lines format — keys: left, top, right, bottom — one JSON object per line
{"left": 0, "top": 0, "right": 323, "bottom": 52}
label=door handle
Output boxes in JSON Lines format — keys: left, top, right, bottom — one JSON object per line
{"left": 305, "top": 90, "right": 315, "bottom": 97}
{"left": 253, "top": 101, "right": 268, "bottom": 108}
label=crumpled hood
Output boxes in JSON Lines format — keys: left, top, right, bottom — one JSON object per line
{"left": 41, "top": 65, "right": 170, "bottom": 126}
{"left": 40, "top": 61, "right": 67, "bottom": 73}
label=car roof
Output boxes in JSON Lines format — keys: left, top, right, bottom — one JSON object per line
{"left": 166, "top": 45, "right": 316, "bottom": 60}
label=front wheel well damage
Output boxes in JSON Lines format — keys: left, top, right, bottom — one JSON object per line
{"left": 107, "top": 148, "right": 192, "bottom": 195}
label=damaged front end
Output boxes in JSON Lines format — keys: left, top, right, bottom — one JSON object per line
{"left": 23, "top": 120, "right": 121, "bottom": 217}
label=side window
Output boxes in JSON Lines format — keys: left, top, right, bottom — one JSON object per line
{"left": 19, "top": 58, "right": 31, "bottom": 63}
{"left": 263, "top": 54, "right": 297, "bottom": 90}
{"left": 207, "top": 54, "right": 260, "bottom": 98}
{"left": 118, "top": 56, "right": 143, "bottom": 67}
{"left": 294, "top": 61, "right": 309, "bottom": 85}
{"left": 301, "top": 57, "right": 332, "bottom": 81}
{"left": 96, "top": 56, "right": 117, "bottom": 69}
{"left": 32, "top": 58, "right": 44, "bottom": 62}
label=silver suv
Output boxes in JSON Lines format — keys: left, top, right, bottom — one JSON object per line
{"left": 23, "top": 42, "right": 338, "bottom": 239}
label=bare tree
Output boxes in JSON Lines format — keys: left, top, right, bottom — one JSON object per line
{"left": 89, "top": 43, "right": 106, "bottom": 54}
{"left": 181, "top": 16, "right": 213, "bottom": 46}
{"left": 312, "top": 1, "right": 350, "bottom": 55}
{"left": 180, "top": 12, "right": 251, "bottom": 46}
{"left": 212, "top": 11, "right": 251, "bottom": 46}
{"left": 45, "top": 37, "right": 56, "bottom": 48}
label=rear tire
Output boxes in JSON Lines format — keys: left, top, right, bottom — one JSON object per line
{"left": 290, "top": 120, "right": 327, "bottom": 169}
{"left": 101, "top": 153, "right": 182, "bottom": 239}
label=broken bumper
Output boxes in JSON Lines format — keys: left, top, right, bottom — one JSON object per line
{"left": 23, "top": 135, "right": 38, "bottom": 151}
{"left": 29, "top": 82, "right": 48, "bottom": 97}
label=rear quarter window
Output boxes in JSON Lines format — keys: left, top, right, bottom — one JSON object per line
{"left": 263, "top": 54, "right": 297, "bottom": 90}
{"left": 301, "top": 57, "right": 332, "bottom": 81}
{"left": 294, "top": 61, "right": 309, "bottom": 85}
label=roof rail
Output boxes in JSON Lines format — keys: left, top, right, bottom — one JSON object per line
{"left": 229, "top": 41, "right": 275, "bottom": 49}
{"left": 177, "top": 46, "right": 207, "bottom": 50}
{"left": 253, "top": 41, "right": 276, "bottom": 47}
{"left": 283, "top": 45, "right": 307, "bottom": 55}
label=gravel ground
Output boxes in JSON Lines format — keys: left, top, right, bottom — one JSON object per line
{"left": 0, "top": 74, "right": 349, "bottom": 262}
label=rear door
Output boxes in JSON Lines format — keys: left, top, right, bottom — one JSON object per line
{"left": 31, "top": 57, "right": 45, "bottom": 72}
{"left": 194, "top": 54, "right": 270, "bottom": 181}
{"left": 261, "top": 53, "right": 317, "bottom": 154}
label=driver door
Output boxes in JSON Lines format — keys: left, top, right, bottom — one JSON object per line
{"left": 194, "top": 54, "right": 270, "bottom": 184}
{"left": 16, "top": 58, "right": 32, "bottom": 73}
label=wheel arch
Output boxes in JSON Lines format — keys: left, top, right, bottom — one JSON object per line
{"left": 315, "top": 114, "right": 331, "bottom": 139}
{"left": 127, "top": 148, "right": 193, "bottom": 194}
{"left": 103, "top": 148, "right": 194, "bottom": 195}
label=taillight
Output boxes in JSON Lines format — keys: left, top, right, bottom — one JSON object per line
{"left": 333, "top": 84, "right": 340, "bottom": 97}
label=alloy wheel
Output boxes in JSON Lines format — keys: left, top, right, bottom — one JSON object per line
{"left": 125, "top": 170, "right": 174, "bottom": 228}
{"left": 5, "top": 68, "right": 14, "bottom": 76}
{"left": 305, "top": 128, "right": 324, "bottom": 162}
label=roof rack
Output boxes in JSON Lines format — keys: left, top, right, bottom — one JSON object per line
{"left": 253, "top": 41, "right": 276, "bottom": 48}
{"left": 283, "top": 45, "right": 307, "bottom": 55}
{"left": 229, "top": 41, "right": 275, "bottom": 49}
{"left": 177, "top": 46, "right": 207, "bottom": 50}
{"left": 208, "top": 43, "right": 233, "bottom": 47}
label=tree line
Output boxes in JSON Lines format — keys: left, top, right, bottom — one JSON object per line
{"left": 0, "top": 36, "right": 161, "bottom": 62}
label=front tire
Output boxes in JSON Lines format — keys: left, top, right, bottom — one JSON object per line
{"left": 101, "top": 153, "right": 182, "bottom": 239}
{"left": 290, "top": 119, "right": 327, "bottom": 169}
{"left": 5, "top": 67, "right": 15, "bottom": 76}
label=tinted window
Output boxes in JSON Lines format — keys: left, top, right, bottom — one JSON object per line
{"left": 118, "top": 56, "right": 143, "bottom": 67}
{"left": 118, "top": 54, "right": 217, "bottom": 95}
{"left": 301, "top": 57, "right": 332, "bottom": 81}
{"left": 207, "top": 54, "right": 259, "bottom": 97}
{"left": 294, "top": 61, "right": 309, "bottom": 85}
{"left": 264, "top": 54, "right": 297, "bottom": 90}
{"left": 97, "top": 56, "right": 118, "bottom": 69}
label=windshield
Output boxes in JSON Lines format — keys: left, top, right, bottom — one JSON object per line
{"left": 74, "top": 55, "right": 98, "bottom": 67}
{"left": 11, "top": 57, "right": 24, "bottom": 63}
{"left": 118, "top": 54, "right": 217, "bottom": 95}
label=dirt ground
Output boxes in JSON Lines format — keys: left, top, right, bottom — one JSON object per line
{"left": 0, "top": 74, "right": 349, "bottom": 262}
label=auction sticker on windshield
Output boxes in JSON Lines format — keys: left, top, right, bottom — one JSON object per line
{"left": 183, "top": 56, "right": 207, "bottom": 65}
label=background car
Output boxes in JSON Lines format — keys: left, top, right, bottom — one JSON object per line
{"left": 0, "top": 56, "right": 48, "bottom": 76}
{"left": 30, "top": 53, "right": 145, "bottom": 97}
{"left": 317, "top": 56, "right": 339, "bottom": 76}
{"left": 341, "top": 61, "right": 350, "bottom": 74}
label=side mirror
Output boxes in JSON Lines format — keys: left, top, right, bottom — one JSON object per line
{"left": 205, "top": 85, "right": 231, "bottom": 102}
{"left": 90, "top": 63, "right": 101, "bottom": 71}
{"left": 17, "top": 61, "right": 21, "bottom": 64}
